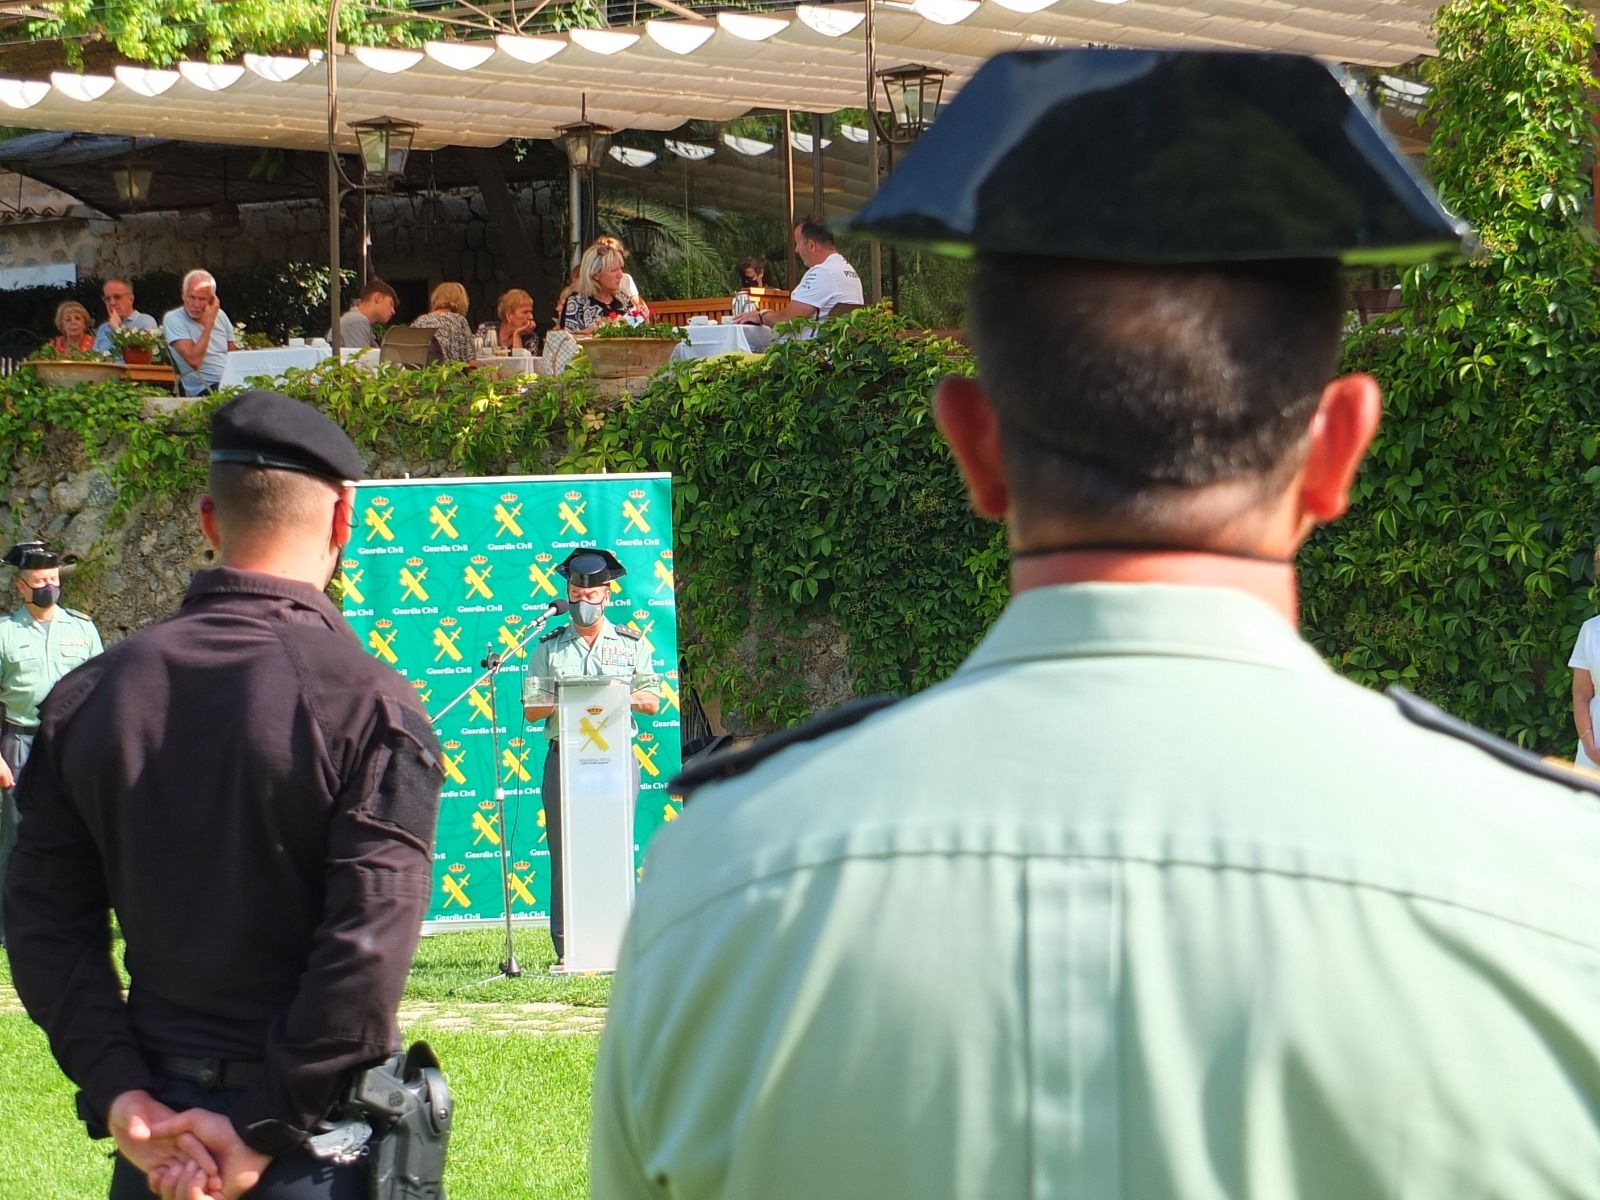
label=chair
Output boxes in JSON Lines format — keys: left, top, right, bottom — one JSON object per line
{"left": 827, "top": 302, "right": 863, "bottom": 319}
{"left": 541, "top": 329, "right": 581, "bottom": 376}
{"left": 379, "top": 327, "right": 443, "bottom": 367}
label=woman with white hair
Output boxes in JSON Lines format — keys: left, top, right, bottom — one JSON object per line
{"left": 558, "top": 244, "right": 642, "bottom": 333}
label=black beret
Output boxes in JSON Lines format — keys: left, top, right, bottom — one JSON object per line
{"left": 3, "top": 540, "right": 58, "bottom": 569}
{"left": 209, "top": 389, "right": 363, "bottom": 484}
{"left": 556, "top": 548, "right": 626, "bottom": 588}
{"left": 852, "top": 48, "right": 1470, "bottom": 266}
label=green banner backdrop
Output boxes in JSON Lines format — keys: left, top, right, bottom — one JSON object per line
{"left": 340, "top": 473, "right": 681, "bottom": 929}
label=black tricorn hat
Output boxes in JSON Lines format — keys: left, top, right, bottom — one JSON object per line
{"left": 209, "top": 389, "right": 364, "bottom": 484}
{"left": 3, "top": 540, "right": 59, "bottom": 570}
{"left": 851, "top": 48, "right": 1470, "bottom": 265}
{"left": 556, "top": 548, "right": 626, "bottom": 588}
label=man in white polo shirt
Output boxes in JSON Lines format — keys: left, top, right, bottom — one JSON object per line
{"left": 735, "top": 216, "right": 864, "bottom": 331}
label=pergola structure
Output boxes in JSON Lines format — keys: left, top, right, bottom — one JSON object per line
{"left": 0, "top": 1, "right": 1436, "bottom": 158}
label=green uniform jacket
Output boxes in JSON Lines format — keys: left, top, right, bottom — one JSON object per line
{"left": 522, "top": 618, "right": 658, "bottom": 743}
{"left": 592, "top": 583, "right": 1600, "bottom": 1200}
{"left": 0, "top": 605, "right": 102, "bottom": 730}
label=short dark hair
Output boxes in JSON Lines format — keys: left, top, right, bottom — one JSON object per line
{"left": 359, "top": 279, "right": 398, "bottom": 304}
{"left": 969, "top": 256, "right": 1344, "bottom": 532}
{"left": 793, "top": 216, "right": 835, "bottom": 246}
{"left": 208, "top": 462, "right": 339, "bottom": 543}
{"left": 737, "top": 256, "right": 767, "bottom": 286}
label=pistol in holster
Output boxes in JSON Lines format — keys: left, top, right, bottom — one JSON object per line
{"left": 308, "top": 1041, "right": 453, "bottom": 1200}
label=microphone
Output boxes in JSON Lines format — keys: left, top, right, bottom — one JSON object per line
{"left": 536, "top": 599, "right": 571, "bottom": 620}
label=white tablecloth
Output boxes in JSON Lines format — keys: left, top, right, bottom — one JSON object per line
{"left": 671, "top": 323, "right": 775, "bottom": 361}
{"left": 480, "top": 353, "right": 544, "bottom": 380}
{"left": 218, "top": 345, "right": 330, "bottom": 388}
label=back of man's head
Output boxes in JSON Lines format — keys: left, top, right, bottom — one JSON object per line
{"left": 360, "top": 279, "right": 398, "bottom": 304}
{"left": 968, "top": 255, "right": 1344, "bottom": 539}
{"left": 794, "top": 216, "right": 835, "bottom": 246}
{"left": 207, "top": 461, "right": 339, "bottom": 553}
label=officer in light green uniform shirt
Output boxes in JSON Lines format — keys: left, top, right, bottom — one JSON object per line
{"left": 590, "top": 50, "right": 1600, "bottom": 1200}
{"left": 0, "top": 540, "right": 101, "bottom": 945}
{"left": 523, "top": 548, "right": 658, "bottom": 965}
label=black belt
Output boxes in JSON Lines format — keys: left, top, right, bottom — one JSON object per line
{"left": 1, "top": 722, "right": 34, "bottom": 737}
{"left": 151, "top": 1054, "right": 265, "bottom": 1090}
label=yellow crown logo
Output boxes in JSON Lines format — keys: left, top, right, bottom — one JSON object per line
{"left": 376, "top": 618, "right": 393, "bottom": 629}
{"left": 586, "top": 706, "right": 604, "bottom": 716}
{"left": 471, "top": 554, "right": 488, "bottom": 565}
{"left": 444, "top": 739, "right": 461, "bottom": 751}
{"left": 341, "top": 558, "right": 357, "bottom": 569}
{"left": 478, "top": 800, "right": 496, "bottom": 811}
{"left": 535, "top": 552, "right": 552, "bottom": 563}
{"left": 564, "top": 490, "right": 582, "bottom": 501}
{"left": 406, "top": 556, "right": 423, "bottom": 567}
{"left": 371, "top": 496, "right": 390, "bottom": 508}
{"left": 440, "top": 617, "right": 457, "bottom": 627}
{"left": 411, "top": 680, "right": 426, "bottom": 691}
{"left": 661, "top": 550, "right": 674, "bottom": 560}
{"left": 500, "top": 492, "right": 519, "bottom": 503}
{"left": 639, "top": 732, "right": 655, "bottom": 744}
{"left": 509, "top": 737, "right": 526, "bottom": 748}
{"left": 505, "top": 615, "right": 521, "bottom": 625}
{"left": 629, "top": 488, "right": 645, "bottom": 499}
{"left": 436, "top": 493, "right": 454, "bottom": 504}
{"left": 667, "top": 669, "right": 679, "bottom": 680}
{"left": 513, "top": 860, "right": 531, "bottom": 872}
{"left": 448, "top": 862, "right": 466, "bottom": 873}
{"left": 634, "top": 610, "right": 648, "bottom": 620}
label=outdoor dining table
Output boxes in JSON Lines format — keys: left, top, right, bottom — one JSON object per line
{"left": 217, "top": 344, "right": 378, "bottom": 388}
{"left": 670, "top": 322, "right": 775, "bottom": 362}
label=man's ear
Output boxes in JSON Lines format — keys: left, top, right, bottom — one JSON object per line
{"left": 1297, "top": 372, "right": 1382, "bottom": 524}
{"left": 332, "top": 487, "right": 355, "bottom": 549}
{"left": 934, "top": 375, "right": 1009, "bottom": 519}
{"left": 197, "top": 494, "right": 222, "bottom": 551}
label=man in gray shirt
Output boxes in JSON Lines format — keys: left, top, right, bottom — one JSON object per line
{"left": 330, "top": 279, "right": 398, "bottom": 349}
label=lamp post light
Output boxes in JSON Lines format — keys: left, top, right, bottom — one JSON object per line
{"left": 111, "top": 165, "right": 154, "bottom": 208}
{"left": 555, "top": 96, "right": 614, "bottom": 257}
{"left": 351, "top": 115, "right": 420, "bottom": 183}
{"left": 875, "top": 63, "right": 949, "bottom": 144}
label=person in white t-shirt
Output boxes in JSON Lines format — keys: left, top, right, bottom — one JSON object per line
{"left": 1569, "top": 611, "right": 1600, "bottom": 767}
{"left": 735, "top": 216, "right": 864, "bottom": 330}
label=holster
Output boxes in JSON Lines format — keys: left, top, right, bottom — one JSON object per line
{"left": 311, "top": 1041, "right": 453, "bottom": 1200}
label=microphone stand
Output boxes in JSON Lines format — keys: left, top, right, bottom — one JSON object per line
{"left": 433, "top": 604, "right": 565, "bottom": 990}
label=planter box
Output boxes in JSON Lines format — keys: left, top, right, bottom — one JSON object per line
{"left": 23, "top": 360, "right": 127, "bottom": 388}
{"left": 580, "top": 337, "right": 679, "bottom": 380}
{"left": 121, "top": 347, "right": 155, "bottom": 365}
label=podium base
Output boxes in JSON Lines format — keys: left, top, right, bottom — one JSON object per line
{"left": 549, "top": 962, "right": 614, "bottom": 978}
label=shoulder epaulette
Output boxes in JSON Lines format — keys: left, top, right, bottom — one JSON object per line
{"left": 1389, "top": 686, "right": 1600, "bottom": 798}
{"left": 539, "top": 627, "right": 564, "bottom": 644}
{"left": 615, "top": 624, "right": 642, "bottom": 640}
{"left": 64, "top": 607, "right": 93, "bottom": 621}
{"left": 669, "top": 694, "right": 901, "bottom": 796}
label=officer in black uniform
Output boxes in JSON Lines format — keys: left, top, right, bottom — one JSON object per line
{"left": 4, "top": 390, "right": 444, "bottom": 1199}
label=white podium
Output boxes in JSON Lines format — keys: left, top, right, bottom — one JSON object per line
{"left": 553, "top": 676, "right": 637, "bottom": 973}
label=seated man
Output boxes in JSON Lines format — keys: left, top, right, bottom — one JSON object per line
{"left": 734, "top": 216, "right": 863, "bottom": 331}
{"left": 164, "top": 269, "right": 238, "bottom": 396}
{"left": 329, "top": 279, "right": 398, "bottom": 350}
{"left": 91, "top": 278, "right": 159, "bottom": 358}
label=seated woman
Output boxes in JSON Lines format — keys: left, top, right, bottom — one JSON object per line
{"left": 737, "top": 257, "right": 768, "bottom": 290}
{"left": 497, "top": 288, "right": 538, "bottom": 354}
{"left": 49, "top": 301, "right": 95, "bottom": 354}
{"left": 410, "top": 282, "right": 474, "bottom": 362}
{"left": 560, "top": 245, "right": 643, "bottom": 333}
{"left": 591, "top": 235, "right": 647, "bottom": 315}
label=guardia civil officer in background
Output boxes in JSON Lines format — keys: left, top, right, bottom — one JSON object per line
{"left": 0, "top": 539, "right": 100, "bottom": 947}
{"left": 523, "top": 548, "right": 659, "bottom": 966}
{"left": 5, "top": 390, "right": 444, "bottom": 1199}
{"left": 591, "top": 49, "right": 1600, "bottom": 1199}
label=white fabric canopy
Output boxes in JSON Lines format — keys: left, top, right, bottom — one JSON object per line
{"left": 0, "top": 0, "right": 1435, "bottom": 152}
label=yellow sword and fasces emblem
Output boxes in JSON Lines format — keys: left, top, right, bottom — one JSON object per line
{"left": 494, "top": 497, "right": 524, "bottom": 538}
{"left": 441, "top": 868, "right": 471, "bottom": 908}
{"left": 653, "top": 558, "right": 674, "bottom": 593}
{"left": 528, "top": 558, "right": 559, "bottom": 598}
{"left": 502, "top": 744, "right": 532, "bottom": 783}
{"left": 440, "top": 745, "right": 468, "bottom": 785}
{"left": 432, "top": 619, "right": 462, "bottom": 662}
{"left": 659, "top": 676, "right": 681, "bottom": 714}
{"left": 663, "top": 803, "right": 679, "bottom": 822}
{"left": 627, "top": 616, "right": 656, "bottom": 657}
{"left": 464, "top": 559, "right": 494, "bottom": 600}
{"left": 558, "top": 495, "right": 588, "bottom": 535}
{"left": 634, "top": 740, "right": 661, "bottom": 778}
{"left": 363, "top": 503, "right": 395, "bottom": 543}
{"left": 508, "top": 869, "right": 536, "bottom": 907}
{"left": 579, "top": 714, "right": 610, "bottom": 751}
{"left": 410, "top": 679, "right": 432, "bottom": 707}
{"left": 367, "top": 622, "right": 399, "bottom": 665}
{"left": 400, "top": 561, "right": 430, "bottom": 602}
{"left": 471, "top": 807, "right": 501, "bottom": 846}
{"left": 622, "top": 493, "right": 651, "bottom": 534}
{"left": 339, "top": 563, "right": 365, "bottom": 605}
{"left": 428, "top": 500, "right": 459, "bottom": 541}
{"left": 498, "top": 622, "right": 527, "bottom": 659}
{"left": 467, "top": 687, "right": 495, "bottom": 724}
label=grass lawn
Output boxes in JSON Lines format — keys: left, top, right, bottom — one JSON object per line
{"left": 2, "top": 927, "right": 609, "bottom": 1199}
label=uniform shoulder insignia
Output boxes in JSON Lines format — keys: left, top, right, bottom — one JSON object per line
{"left": 1389, "top": 686, "right": 1600, "bottom": 798}
{"left": 615, "top": 625, "right": 642, "bottom": 640}
{"left": 64, "top": 607, "right": 93, "bottom": 621}
{"left": 538, "top": 628, "right": 564, "bottom": 644}
{"left": 669, "top": 695, "right": 901, "bottom": 797}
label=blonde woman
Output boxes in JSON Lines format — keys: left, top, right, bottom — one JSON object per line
{"left": 49, "top": 301, "right": 95, "bottom": 354}
{"left": 559, "top": 245, "right": 642, "bottom": 333}
{"left": 591, "top": 235, "right": 646, "bottom": 312}
{"left": 410, "top": 282, "right": 474, "bottom": 362}
{"left": 496, "top": 288, "right": 538, "bottom": 353}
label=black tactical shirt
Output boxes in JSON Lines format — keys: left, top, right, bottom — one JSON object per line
{"left": 4, "top": 567, "right": 443, "bottom": 1156}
